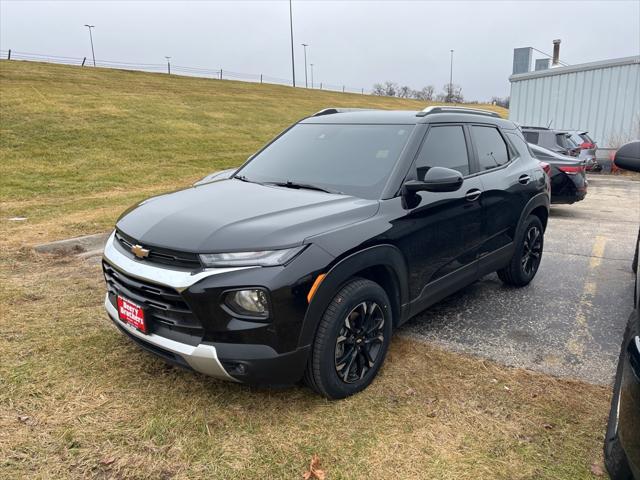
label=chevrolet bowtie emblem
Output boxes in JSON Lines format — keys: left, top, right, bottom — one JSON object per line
{"left": 131, "top": 244, "right": 150, "bottom": 259}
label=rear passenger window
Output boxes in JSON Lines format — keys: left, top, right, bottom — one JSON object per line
{"left": 523, "top": 131, "right": 539, "bottom": 144}
{"left": 415, "top": 125, "right": 470, "bottom": 176}
{"left": 471, "top": 126, "right": 510, "bottom": 171}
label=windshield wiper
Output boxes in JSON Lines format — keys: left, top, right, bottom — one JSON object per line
{"left": 265, "top": 180, "right": 342, "bottom": 194}
{"left": 234, "top": 174, "right": 261, "bottom": 185}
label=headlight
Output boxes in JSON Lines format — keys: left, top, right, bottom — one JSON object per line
{"left": 224, "top": 289, "right": 269, "bottom": 317}
{"left": 199, "top": 246, "right": 305, "bottom": 267}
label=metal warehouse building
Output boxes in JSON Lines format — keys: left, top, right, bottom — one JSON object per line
{"left": 509, "top": 47, "right": 640, "bottom": 148}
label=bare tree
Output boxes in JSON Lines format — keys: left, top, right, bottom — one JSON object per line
{"left": 397, "top": 85, "right": 413, "bottom": 98}
{"left": 382, "top": 81, "right": 398, "bottom": 97}
{"left": 413, "top": 85, "right": 434, "bottom": 101}
{"left": 370, "top": 82, "right": 437, "bottom": 101}
{"left": 440, "top": 83, "right": 463, "bottom": 103}
{"left": 372, "top": 83, "right": 386, "bottom": 96}
{"left": 371, "top": 81, "right": 399, "bottom": 97}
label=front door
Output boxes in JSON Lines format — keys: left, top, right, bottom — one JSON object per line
{"left": 392, "top": 124, "right": 483, "bottom": 314}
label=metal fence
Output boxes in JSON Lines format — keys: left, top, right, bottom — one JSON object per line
{"left": 0, "top": 49, "right": 369, "bottom": 95}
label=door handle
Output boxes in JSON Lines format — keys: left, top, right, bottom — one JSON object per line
{"left": 465, "top": 189, "right": 482, "bottom": 202}
{"left": 518, "top": 174, "right": 531, "bottom": 185}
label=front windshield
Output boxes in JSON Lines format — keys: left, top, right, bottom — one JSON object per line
{"left": 236, "top": 123, "right": 415, "bottom": 199}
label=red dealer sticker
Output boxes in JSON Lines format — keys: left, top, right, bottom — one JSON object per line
{"left": 117, "top": 296, "right": 147, "bottom": 333}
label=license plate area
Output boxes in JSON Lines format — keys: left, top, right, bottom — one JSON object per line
{"left": 117, "top": 296, "right": 147, "bottom": 333}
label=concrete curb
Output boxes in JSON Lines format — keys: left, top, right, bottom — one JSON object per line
{"left": 34, "top": 232, "right": 110, "bottom": 255}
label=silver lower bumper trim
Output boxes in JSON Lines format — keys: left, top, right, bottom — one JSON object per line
{"left": 104, "top": 294, "right": 239, "bottom": 382}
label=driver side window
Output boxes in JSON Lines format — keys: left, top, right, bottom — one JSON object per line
{"left": 415, "top": 125, "right": 470, "bottom": 177}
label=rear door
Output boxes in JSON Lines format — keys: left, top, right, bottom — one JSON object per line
{"left": 469, "top": 125, "right": 534, "bottom": 273}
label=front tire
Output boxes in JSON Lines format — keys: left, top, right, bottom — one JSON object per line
{"left": 304, "top": 278, "right": 392, "bottom": 400}
{"left": 498, "top": 215, "right": 544, "bottom": 287}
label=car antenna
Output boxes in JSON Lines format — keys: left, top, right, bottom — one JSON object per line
{"left": 547, "top": 119, "right": 553, "bottom": 128}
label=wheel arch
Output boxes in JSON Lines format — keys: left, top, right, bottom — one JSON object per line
{"left": 530, "top": 205, "right": 549, "bottom": 231}
{"left": 298, "top": 244, "right": 409, "bottom": 348}
{"left": 519, "top": 193, "right": 550, "bottom": 233}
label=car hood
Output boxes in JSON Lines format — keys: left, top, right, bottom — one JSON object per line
{"left": 116, "top": 178, "right": 379, "bottom": 252}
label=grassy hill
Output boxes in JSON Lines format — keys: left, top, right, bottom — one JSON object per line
{"left": 0, "top": 60, "right": 506, "bottom": 244}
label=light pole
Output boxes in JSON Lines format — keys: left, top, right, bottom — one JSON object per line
{"left": 310, "top": 63, "right": 314, "bottom": 89}
{"left": 84, "top": 24, "right": 96, "bottom": 67}
{"left": 301, "top": 43, "right": 309, "bottom": 88}
{"left": 449, "top": 49, "right": 454, "bottom": 103}
{"left": 289, "top": 0, "right": 295, "bottom": 87}
{"left": 165, "top": 56, "right": 171, "bottom": 75}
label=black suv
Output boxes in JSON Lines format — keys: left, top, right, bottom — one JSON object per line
{"left": 102, "top": 106, "right": 550, "bottom": 399}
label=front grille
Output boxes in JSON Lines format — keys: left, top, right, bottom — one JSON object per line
{"left": 115, "top": 230, "right": 202, "bottom": 269}
{"left": 103, "top": 261, "right": 203, "bottom": 343}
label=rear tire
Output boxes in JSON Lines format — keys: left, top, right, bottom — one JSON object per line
{"left": 304, "top": 278, "right": 392, "bottom": 400}
{"left": 498, "top": 215, "right": 544, "bottom": 287}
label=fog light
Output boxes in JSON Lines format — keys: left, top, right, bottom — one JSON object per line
{"left": 225, "top": 289, "right": 269, "bottom": 317}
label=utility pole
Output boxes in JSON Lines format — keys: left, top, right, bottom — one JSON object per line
{"left": 310, "top": 63, "right": 314, "bottom": 89}
{"left": 289, "top": 0, "right": 296, "bottom": 87}
{"left": 449, "top": 49, "right": 454, "bottom": 103}
{"left": 301, "top": 43, "right": 309, "bottom": 88}
{"left": 165, "top": 56, "right": 171, "bottom": 75}
{"left": 84, "top": 24, "right": 96, "bottom": 67}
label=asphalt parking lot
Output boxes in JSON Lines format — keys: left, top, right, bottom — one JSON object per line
{"left": 402, "top": 175, "right": 640, "bottom": 385}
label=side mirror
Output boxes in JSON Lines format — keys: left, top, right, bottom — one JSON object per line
{"left": 614, "top": 141, "right": 640, "bottom": 172}
{"left": 403, "top": 166, "right": 464, "bottom": 195}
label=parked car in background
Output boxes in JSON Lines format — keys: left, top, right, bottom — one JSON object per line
{"left": 529, "top": 143, "right": 587, "bottom": 204}
{"left": 568, "top": 130, "right": 601, "bottom": 171}
{"left": 522, "top": 126, "right": 581, "bottom": 157}
{"left": 605, "top": 141, "right": 640, "bottom": 480}
{"left": 101, "top": 106, "right": 550, "bottom": 399}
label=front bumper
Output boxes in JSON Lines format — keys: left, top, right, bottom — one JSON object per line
{"left": 105, "top": 294, "right": 238, "bottom": 381}
{"left": 101, "top": 231, "right": 329, "bottom": 384}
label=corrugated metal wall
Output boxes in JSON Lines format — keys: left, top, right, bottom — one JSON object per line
{"left": 509, "top": 57, "right": 640, "bottom": 147}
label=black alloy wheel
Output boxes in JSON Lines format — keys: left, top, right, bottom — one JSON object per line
{"left": 521, "top": 224, "right": 543, "bottom": 277}
{"left": 498, "top": 215, "right": 544, "bottom": 287}
{"left": 304, "top": 278, "right": 392, "bottom": 399}
{"left": 334, "top": 301, "right": 385, "bottom": 383}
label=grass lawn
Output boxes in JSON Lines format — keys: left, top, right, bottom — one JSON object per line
{"left": 0, "top": 61, "right": 608, "bottom": 479}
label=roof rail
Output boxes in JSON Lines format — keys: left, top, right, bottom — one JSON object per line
{"left": 520, "top": 126, "right": 550, "bottom": 130}
{"left": 416, "top": 106, "right": 501, "bottom": 118}
{"left": 312, "top": 107, "right": 373, "bottom": 117}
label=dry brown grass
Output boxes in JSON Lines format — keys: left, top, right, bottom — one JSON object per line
{"left": 0, "top": 248, "right": 609, "bottom": 479}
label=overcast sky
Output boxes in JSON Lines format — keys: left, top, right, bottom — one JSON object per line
{"left": 1, "top": 0, "right": 639, "bottom": 99}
